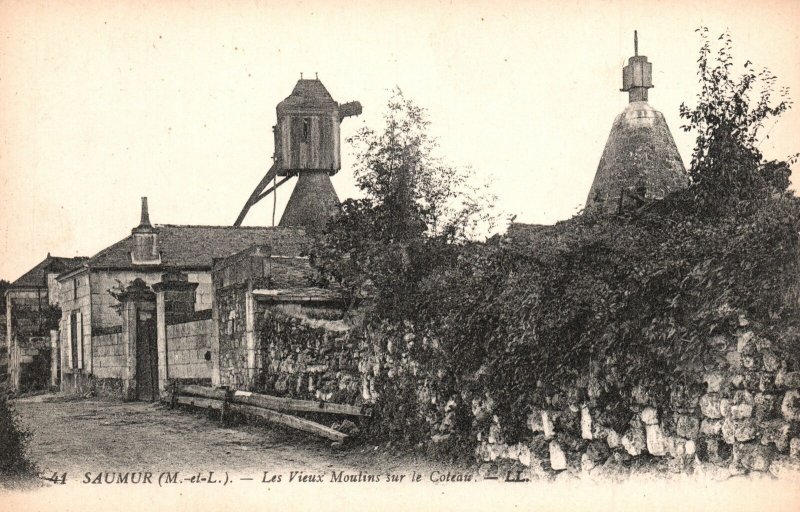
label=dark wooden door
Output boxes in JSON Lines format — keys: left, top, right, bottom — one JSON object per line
{"left": 135, "top": 311, "right": 158, "bottom": 401}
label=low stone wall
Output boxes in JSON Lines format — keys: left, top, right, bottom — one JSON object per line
{"left": 16, "top": 340, "right": 52, "bottom": 392}
{"left": 165, "top": 318, "right": 213, "bottom": 381}
{"left": 360, "top": 321, "right": 800, "bottom": 479}
{"left": 60, "top": 371, "right": 93, "bottom": 396}
{"left": 256, "top": 304, "right": 362, "bottom": 405}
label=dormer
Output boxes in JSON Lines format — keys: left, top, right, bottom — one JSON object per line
{"left": 131, "top": 197, "right": 161, "bottom": 265}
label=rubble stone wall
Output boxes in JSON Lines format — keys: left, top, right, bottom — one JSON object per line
{"left": 216, "top": 284, "right": 249, "bottom": 389}
{"left": 360, "top": 322, "right": 800, "bottom": 479}
{"left": 254, "top": 304, "right": 362, "bottom": 405}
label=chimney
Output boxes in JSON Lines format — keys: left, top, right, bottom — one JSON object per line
{"left": 131, "top": 197, "right": 161, "bottom": 265}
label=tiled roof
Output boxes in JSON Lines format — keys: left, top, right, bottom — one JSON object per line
{"left": 11, "top": 255, "right": 88, "bottom": 288}
{"left": 80, "top": 225, "right": 310, "bottom": 271}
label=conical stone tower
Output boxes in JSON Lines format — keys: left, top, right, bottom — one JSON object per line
{"left": 585, "top": 32, "right": 688, "bottom": 213}
{"left": 279, "top": 170, "right": 341, "bottom": 233}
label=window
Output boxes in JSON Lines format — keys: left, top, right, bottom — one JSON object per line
{"left": 70, "top": 312, "right": 79, "bottom": 369}
{"left": 72, "top": 278, "right": 78, "bottom": 300}
{"left": 302, "top": 118, "right": 310, "bottom": 143}
{"left": 68, "top": 310, "right": 83, "bottom": 370}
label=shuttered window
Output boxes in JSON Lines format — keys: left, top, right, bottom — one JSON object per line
{"left": 70, "top": 312, "right": 78, "bottom": 369}
{"left": 69, "top": 311, "right": 83, "bottom": 370}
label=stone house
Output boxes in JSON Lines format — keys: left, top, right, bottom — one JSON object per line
{"left": 4, "top": 254, "right": 87, "bottom": 391}
{"left": 45, "top": 77, "right": 355, "bottom": 401}
{"left": 211, "top": 244, "right": 359, "bottom": 402}
{"left": 55, "top": 197, "right": 309, "bottom": 400}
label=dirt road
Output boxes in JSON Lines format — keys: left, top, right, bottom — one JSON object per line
{"left": 13, "top": 394, "right": 413, "bottom": 477}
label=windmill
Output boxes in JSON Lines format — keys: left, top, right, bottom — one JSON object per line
{"left": 233, "top": 76, "right": 362, "bottom": 231}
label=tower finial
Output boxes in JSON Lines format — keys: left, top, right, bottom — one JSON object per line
{"left": 620, "top": 31, "right": 653, "bottom": 102}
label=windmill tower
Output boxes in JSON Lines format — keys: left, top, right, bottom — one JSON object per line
{"left": 584, "top": 32, "right": 688, "bottom": 213}
{"left": 234, "top": 77, "right": 362, "bottom": 231}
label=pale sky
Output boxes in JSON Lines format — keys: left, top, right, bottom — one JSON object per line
{"left": 1, "top": 0, "right": 799, "bottom": 281}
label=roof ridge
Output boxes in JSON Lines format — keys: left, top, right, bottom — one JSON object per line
{"left": 155, "top": 224, "right": 306, "bottom": 231}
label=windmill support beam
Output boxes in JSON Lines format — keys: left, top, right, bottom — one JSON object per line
{"left": 255, "top": 176, "right": 292, "bottom": 203}
{"left": 234, "top": 163, "right": 292, "bottom": 226}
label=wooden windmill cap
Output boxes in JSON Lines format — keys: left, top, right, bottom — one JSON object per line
{"left": 277, "top": 78, "right": 338, "bottom": 115}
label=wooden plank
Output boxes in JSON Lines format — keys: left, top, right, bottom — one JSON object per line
{"left": 174, "top": 395, "right": 224, "bottom": 411}
{"left": 232, "top": 390, "right": 370, "bottom": 417}
{"left": 178, "top": 384, "right": 228, "bottom": 400}
{"left": 229, "top": 403, "right": 347, "bottom": 442}
{"left": 233, "top": 163, "right": 278, "bottom": 226}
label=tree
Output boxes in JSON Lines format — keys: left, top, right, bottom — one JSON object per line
{"left": 0, "top": 279, "right": 9, "bottom": 313}
{"left": 347, "top": 88, "right": 496, "bottom": 242}
{"left": 679, "top": 27, "right": 793, "bottom": 209}
{"left": 313, "top": 88, "right": 496, "bottom": 319}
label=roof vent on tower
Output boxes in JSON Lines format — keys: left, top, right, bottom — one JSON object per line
{"left": 620, "top": 31, "right": 654, "bottom": 103}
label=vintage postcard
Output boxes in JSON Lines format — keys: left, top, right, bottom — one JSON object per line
{"left": 2, "top": 1, "right": 800, "bottom": 511}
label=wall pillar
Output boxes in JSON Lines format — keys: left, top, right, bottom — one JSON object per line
{"left": 5, "top": 298, "right": 11, "bottom": 378}
{"left": 117, "top": 279, "right": 156, "bottom": 401}
{"left": 155, "top": 291, "right": 167, "bottom": 396}
{"left": 120, "top": 300, "right": 137, "bottom": 400}
{"left": 152, "top": 271, "right": 198, "bottom": 397}
{"left": 210, "top": 280, "right": 221, "bottom": 387}
{"left": 245, "top": 285, "right": 256, "bottom": 388}
{"left": 49, "top": 329, "right": 59, "bottom": 388}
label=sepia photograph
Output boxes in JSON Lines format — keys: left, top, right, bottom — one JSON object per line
{"left": 1, "top": 1, "right": 799, "bottom": 510}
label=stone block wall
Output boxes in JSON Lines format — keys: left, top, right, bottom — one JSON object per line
{"left": 165, "top": 318, "right": 213, "bottom": 383}
{"left": 58, "top": 272, "right": 92, "bottom": 375}
{"left": 92, "top": 331, "right": 125, "bottom": 380}
{"left": 90, "top": 270, "right": 213, "bottom": 332}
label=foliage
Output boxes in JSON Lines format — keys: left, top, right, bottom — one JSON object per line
{"left": 348, "top": 88, "right": 496, "bottom": 242}
{"left": 0, "top": 279, "right": 10, "bottom": 312}
{"left": 313, "top": 88, "right": 496, "bottom": 320}
{"left": 10, "top": 302, "right": 61, "bottom": 337}
{"left": 0, "top": 390, "right": 38, "bottom": 481}
{"left": 355, "top": 31, "right": 800, "bottom": 448}
{"left": 679, "top": 27, "right": 793, "bottom": 210}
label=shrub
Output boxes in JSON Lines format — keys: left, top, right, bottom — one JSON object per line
{"left": 0, "top": 389, "right": 37, "bottom": 481}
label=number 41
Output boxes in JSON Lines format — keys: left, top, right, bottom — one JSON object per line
{"left": 44, "top": 472, "right": 67, "bottom": 484}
